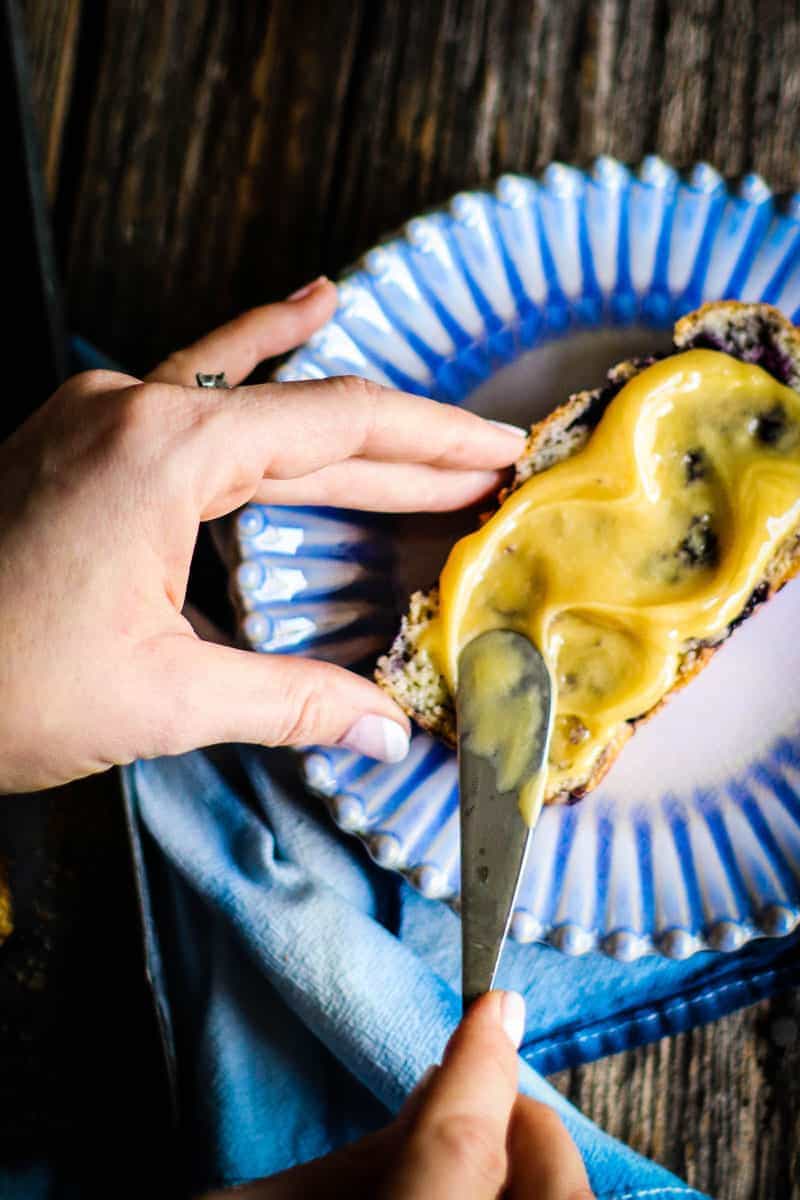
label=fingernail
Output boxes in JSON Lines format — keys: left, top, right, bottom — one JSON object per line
{"left": 499, "top": 991, "right": 526, "bottom": 1049}
{"left": 488, "top": 419, "right": 528, "bottom": 438}
{"left": 339, "top": 715, "right": 410, "bottom": 763}
{"left": 287, "top": 275, "right": 329, "bottom": 302}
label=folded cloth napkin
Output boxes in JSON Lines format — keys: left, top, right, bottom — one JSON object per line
{"left": 124, "top": 747, "right": 800, "bottom": 1199}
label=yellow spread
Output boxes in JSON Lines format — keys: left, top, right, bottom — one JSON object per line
{"left": 424, "top": 350, "right": 800, "bottom": 800}
{"left": 457, "top": 630, "right": 551, "bottom": 824}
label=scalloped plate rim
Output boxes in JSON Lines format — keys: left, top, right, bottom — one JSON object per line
{"left": 232, "top": 155, "right": 800, "bottom": 962}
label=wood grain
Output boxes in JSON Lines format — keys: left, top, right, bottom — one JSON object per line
{"left": 60, "top": 0, "right": 367, "bottom": 369}
{"left": 11, "top": 2, "right": 800, "bottom": 1196}
{"left": 20, "top": 0, "right": 81, "bottom": 198}
{"left": 552, "top": 990, "right": 800, "bottom": 1199}
{"left": 22, "top": 0, "right": 800, "bottom": 371}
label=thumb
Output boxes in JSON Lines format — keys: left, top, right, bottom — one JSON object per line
{"left": 144, "top": 635, "right": 411, "bottom": 762}
{"left": 382, "top": 991, "right": 525, "bottom": 1199}
{"left": 200, "top": 1124, "right": 406, "bottom": 1198}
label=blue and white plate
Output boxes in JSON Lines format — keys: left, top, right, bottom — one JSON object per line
{"left": 231, "top": 157, "right": 800, "bottom": 961}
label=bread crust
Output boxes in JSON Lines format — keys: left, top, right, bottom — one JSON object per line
{"left": 375, "top": 303, "right": 800, "bottom": 803}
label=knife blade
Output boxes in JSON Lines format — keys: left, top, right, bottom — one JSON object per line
{"left": 457, "top": 628, "right": 554, "bottom": 1011}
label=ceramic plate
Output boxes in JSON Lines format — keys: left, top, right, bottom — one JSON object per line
{"left": 231, "top": 157, "right": 800, "bottom": 960}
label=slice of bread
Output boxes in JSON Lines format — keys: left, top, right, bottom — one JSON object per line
{"left": 376, "top": 302, "right": 800, "bottom": 804}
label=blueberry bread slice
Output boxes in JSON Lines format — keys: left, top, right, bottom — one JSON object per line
{"left": 376, "top": 302, "right": 800, "bottom": 804}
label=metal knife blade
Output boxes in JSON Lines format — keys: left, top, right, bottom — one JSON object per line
{"left": 457, "top": 629, "right": 554, "bottom": 1011}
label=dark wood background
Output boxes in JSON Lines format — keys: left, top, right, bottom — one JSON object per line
{"left": 2, "top": 2, "right": 799, "bottom": 1197}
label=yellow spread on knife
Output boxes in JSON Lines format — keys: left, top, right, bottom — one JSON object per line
{"left": 423, "top": 350, "right": 800, "bottom": 801}
{"left": 457, "top": 630, "right": 551, "bottom": 824}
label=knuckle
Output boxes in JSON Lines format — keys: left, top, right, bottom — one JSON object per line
{"left": 336, "top": 372, "right": 376, "bottom": 397}
{"left": 333, "top": 373, "right": 383, "bottom": 415}
{"left": 42, "top": 373, "right": 115, "bottom": 434}
{"left": 274, "top": 683, "right": 326, "bottom": 747}
{"left": 110, "top": 383, "right": 192, "bottom": 462}
{"left": 113, "top": 382, "right": 163, "bottom": 431}
{"left": 68, "top": 368, "right": 118, "bottom": 396}
{"left": 331, "top": 374, "right": 381, "bottom": 447}
{"left": 420, "top": 1115, "right": 506, "bottom": 1188}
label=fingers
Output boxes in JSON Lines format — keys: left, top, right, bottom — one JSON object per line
{"left": 168, "top": 976, "right": 587, "bottom": 1200}
{"left": 168, "top": 376, "right": 525, "bottom": 519}
{"left": 382, "top": 991, "right": 525, "bottom": 1199}
{"left": 140, "top": 634, "right": 410, "bottom": 762}
{"left": 254, "top": 460, "right": 506, "bottom": 512}
{"left": 66, "top": 368, "right": 141, "bottom": 396}
{"left": 232, "top": 377, "right": 527, "bottom": 476}
{"left": 203, "top": 1125, "right": 406, "bottom": 1199}
{"left": 201, "top": 1125, "right": 405, "bottom": 1199}
{"left": 146, "top": 277, "right": 338, "bottom": 386}
{"left": 397, "top": 1065, "right": 439, "bottom": 1124}
{"left": 506, "top": 1097, "right": 594, "bottom": 1200}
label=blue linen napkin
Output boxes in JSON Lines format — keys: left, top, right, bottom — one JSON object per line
{"left": 124, "top": 747, "right": 800, "bottom": 1199}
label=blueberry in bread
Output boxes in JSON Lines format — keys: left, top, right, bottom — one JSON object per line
{"left": 376, "top": 302, "right": 800, "bottom": 804}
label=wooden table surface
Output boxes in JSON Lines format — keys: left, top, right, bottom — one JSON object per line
{"left": 4, "top": 3, "right": 799, "bottom": 1197}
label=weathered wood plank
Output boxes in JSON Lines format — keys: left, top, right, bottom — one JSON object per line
{"left": 34, "top": 0, "right": 797, "bottom": 371}
{"left": 552, "top": 989, "right": 800, "bottom": 1199}
{"left": 20, "top": 0, "right": 81, "bottom": 199}
{"left": 59, "top": 0, "right": 368, "bottom": 369}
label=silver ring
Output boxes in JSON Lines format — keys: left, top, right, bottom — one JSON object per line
{"left": 195, "top": 371, "right": 230, "bottom": 389}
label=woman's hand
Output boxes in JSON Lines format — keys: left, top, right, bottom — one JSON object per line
{"left": 0, "top": 279, "right": 525, "bottom": 792}
{"left": 205, "top": 991, "right": 593, "bottom": 1199}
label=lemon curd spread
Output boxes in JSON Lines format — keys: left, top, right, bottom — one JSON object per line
{"left": 457, "top": 630, "right": 552, "bottom": 824}
{"left": 423, "top": 350, "right": 800, "bottom": 799}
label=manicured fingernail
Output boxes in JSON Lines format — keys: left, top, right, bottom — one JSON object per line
{"left": 499, "top": 991, "right": 526, "bottom": 1049}
{"left": 287, "top": 275, "right": 329, "bottom": 301}
{"left": 488, "top": 419, "right": 528, "bottom": 438}
{"left": 339, "top": 715, "right": 410, "bottom": 763}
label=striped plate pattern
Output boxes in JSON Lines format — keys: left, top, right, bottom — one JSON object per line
{"left": 231, "top": 157, "right": 800, "bottom": 960}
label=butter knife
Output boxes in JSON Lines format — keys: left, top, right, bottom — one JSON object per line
{"left": 457, "top": 629, "right": 554, "bottom": 1011}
